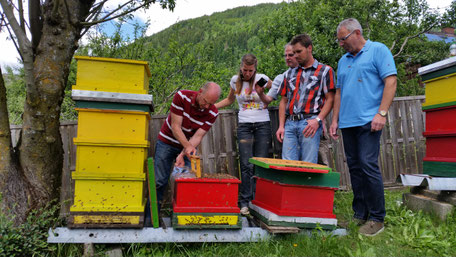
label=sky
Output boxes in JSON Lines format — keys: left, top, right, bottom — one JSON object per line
{"left": 0, "top": 0, "right": 453, "bottom": 69}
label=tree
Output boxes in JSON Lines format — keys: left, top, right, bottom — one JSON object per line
{"left": 255, "top": 0, "right": 451, "bottom": 96}
{"left": 0, "top": 0, "right": 175, "bottom": 224}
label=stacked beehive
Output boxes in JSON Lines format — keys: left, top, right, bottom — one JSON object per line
{"left": 69, "top": 56, "right": 152, "bottom": 228}
{"left": 419, "top": 57, "right": 456, "bottom": 178}
{"left": 249, "top": 157, "right": 340, "bottom": 230}
{"left": 172, "top": 176, "right": 242, "bottom": 229}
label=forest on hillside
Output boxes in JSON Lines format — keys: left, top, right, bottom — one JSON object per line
{"left": 4, "top": 0, "right": 456, "bottom": 123}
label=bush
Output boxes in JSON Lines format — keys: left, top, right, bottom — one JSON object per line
{"left": 0, "top": 199, "right": 63, "bottom": 257}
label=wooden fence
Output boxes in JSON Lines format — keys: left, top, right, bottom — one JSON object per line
{"left": 10, "top": 95, "right": 426, "bottom": 214}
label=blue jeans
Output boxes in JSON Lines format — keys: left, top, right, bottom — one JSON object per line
{"left": 282, "top": 117, "right": 322, "bottom": 163}
{"left": 154, "top": 139, "right": 190, "bottom": 206}
{"left": 341, "top": 122, "right": 385, "bottom": 222}
{"left": 237, "top": 121, "right": 271, "bottom": 207}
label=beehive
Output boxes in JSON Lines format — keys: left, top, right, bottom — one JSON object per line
{"left": 69, "top": 57, "right": 152, "bottom": 228}
{"left": 72, "top": 56, "right": 151, "bottom": 94}
{"left": 172, "top": 177, "right": 242, "bottom": 229}
{"left": 249, "top": 157, "right": 339, "bottom": 229}
{"left": 420, "top": 57, "right": 456, "bottom": 109}
{"left": 419, "top": 57, "right": 456, "bottom": 177}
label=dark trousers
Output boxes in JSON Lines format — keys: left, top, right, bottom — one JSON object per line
{"left": 341, "top": 122, "right": 386, "bottom": 222}
{"left": 237, "top": 121, "right": 271, "bottom": 207}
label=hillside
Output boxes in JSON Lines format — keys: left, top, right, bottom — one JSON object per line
{"left": 144, "top": 3, "right": 283, "bottom": 67}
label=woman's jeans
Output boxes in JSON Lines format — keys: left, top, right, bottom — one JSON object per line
{"left": 237, "top": 121, "right": 271, "bottom": 208}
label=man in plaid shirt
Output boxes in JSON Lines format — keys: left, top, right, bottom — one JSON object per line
{"left": 276, "top": 33, "right": 335, "bottom": 163}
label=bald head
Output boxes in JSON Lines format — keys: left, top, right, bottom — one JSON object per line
{"left": 197, "top": 82, "right": 221, "bottom": 109}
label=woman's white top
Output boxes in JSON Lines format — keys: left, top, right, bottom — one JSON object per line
{"left": 230, "top": 73, "right": 270, "bottom": 123}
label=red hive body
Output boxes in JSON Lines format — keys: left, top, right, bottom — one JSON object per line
{"left": 252, "top": 177, "right": 337, "bottom": 219}
{"left": 424, "top": 105, "right": 456, "bottom": 133}
{"left": 173, "top": 178, "right": 241, "bottom": 213}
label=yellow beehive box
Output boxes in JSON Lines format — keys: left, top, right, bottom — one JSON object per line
{"left": 73, "top": 139, "right": 149, "bottom": 174}
{"left": 72, "top": 56, "right": 151, "bottom": 94}
{"left": 423, "top": 73, "right": 456, "bottom": 109}
{"left": 76, "top": 108, "right": 150, "bottom": 143}
{"left": 70, "top": 172, "right": 146, "bottom": 213}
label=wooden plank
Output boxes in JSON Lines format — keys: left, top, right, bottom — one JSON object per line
{"left": 69, "top": 124, "right": 78, "bottom": 172}
{"left": 388, "top": 101, "right": 403, "bottom": 177}
{"left": 380, "top": 111, "right": 394, "bottom": 183}
{"left": 269, "top": 107, "right": 282, "bottom": 158}
{"left": 406, "top": 100, "right": 419, "bottom": 174}
{"left": 259, "top": 220, "right": 300, "bottom": 234}
{"left": 411, "top": 98, "right": 425, "bottom": 174}
{"left": 399, "top": 100, "right": 413, "bottom": 175}
{"left": 59, "top": 125, "right": 72, "bottom": 217}
{"left": 200, "top": 131, "right": 211, "bottom": 175}
{"left": 210, "top": 113, "right": 222, "bottom": 174}
{"left": 222, "top": 112, "right": 237, "bottom": 177}
{"left": 147, "top": 158, "right": 159, "bottom": 228}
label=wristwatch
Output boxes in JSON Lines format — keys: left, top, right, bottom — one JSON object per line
{"left": 315, "top": 117, "right": 321, "bottom": 122}
{"left": 378, "top": 110, "right": 387, "bottom": 117}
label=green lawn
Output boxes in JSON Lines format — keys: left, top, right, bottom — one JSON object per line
{"left": 52, "top": 188, "right": 456, "bottom": 256}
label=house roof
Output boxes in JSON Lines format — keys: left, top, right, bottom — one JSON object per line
{"left": 424, "top": 32, "right": 456, "bottom": 44}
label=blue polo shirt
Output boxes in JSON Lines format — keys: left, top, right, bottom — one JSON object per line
{"left": 336, "top": 40, "right": 397, "bottom": 128}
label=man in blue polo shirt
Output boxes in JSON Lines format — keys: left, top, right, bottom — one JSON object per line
{"left": 330, "top": 18, "right": 397, "bottom": 236}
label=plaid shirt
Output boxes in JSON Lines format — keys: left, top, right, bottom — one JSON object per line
{"left": 278, "top": 59, "right": 335, "bottom": 116}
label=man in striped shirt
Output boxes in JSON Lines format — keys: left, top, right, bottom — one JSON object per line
{"left": 276, "top": 33, "right": 335, "bottom": 163}
{"left": 154, "top": 82, "right": 221, "bottom": 206}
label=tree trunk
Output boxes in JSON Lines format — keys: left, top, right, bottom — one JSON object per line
{"left": 0, "top": 68, "right": 34, "bottom": 224}
{"left": 0, "top": 0, "right": 94, "bottom": 224}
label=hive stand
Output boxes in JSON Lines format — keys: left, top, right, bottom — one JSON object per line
{"left": 48, "top": 217, "right": 347, "bottom": 243}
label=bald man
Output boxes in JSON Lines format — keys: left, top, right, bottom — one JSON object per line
{"left": 154, "top": 82, "right": 221, "bottom": 207}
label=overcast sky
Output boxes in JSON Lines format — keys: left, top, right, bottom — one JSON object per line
{"left": 0, "top": 0, "right": 453, "bottom": 69}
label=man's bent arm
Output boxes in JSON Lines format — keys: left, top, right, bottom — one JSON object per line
{"left": 371, "top": 75, "right": 397, "bottom": 131}
{"left": 170, "top": 112, "right": 196, "bottom": 155}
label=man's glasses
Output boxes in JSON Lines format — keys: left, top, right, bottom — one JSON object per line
{"left": 336, "top": 30, "right": 355, "bottom": 43}
{"left": 283, "top": 54, "right": 295, "bottom": 58}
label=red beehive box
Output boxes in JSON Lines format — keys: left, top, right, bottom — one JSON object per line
{"left": 173, "top": 178, "right": 241, "bottom": 213}
{"left": 424, "top": 105, "right": 456, "bottom": 133}
{"left": 423, "top": 131, "right": 456, "bottom": 159}
{"left": 252, "top": 177, "right": 337, "bottom": 219}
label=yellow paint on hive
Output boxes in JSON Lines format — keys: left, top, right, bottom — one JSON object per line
{"left": 177, "top": 215, "right": 239, "bottom": 225}
{"left": 75, "top": 108, "right": 150, "bottom": 142}
{"left": 73, "top": 141, "right": 148, "bottom": 175}
{"left": 70, "top": 177, "right": 145, "bottom": 212}
{"left": 423, "top": 73, "right": 456, "bottom": 108}
{"left": 73, "top": 215, "right": 141, "bottom": 224}
{"left": 73, "top": 56, "right": 151, "bottom": 94}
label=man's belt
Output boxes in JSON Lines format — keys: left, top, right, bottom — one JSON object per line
{"left": 287, "top": 113, "right": 315, "bottom": 121}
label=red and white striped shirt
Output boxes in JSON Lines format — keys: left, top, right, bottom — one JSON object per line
{"left": 158, "top": 90, "right": 218, "bottom": 148}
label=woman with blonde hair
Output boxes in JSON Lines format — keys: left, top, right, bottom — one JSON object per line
{"left": 215, "top": 53, "right": 272, "bottom": 215}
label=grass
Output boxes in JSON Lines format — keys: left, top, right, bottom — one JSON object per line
{"left": 51, "top": 187, "right": 456, "bottom": 257}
